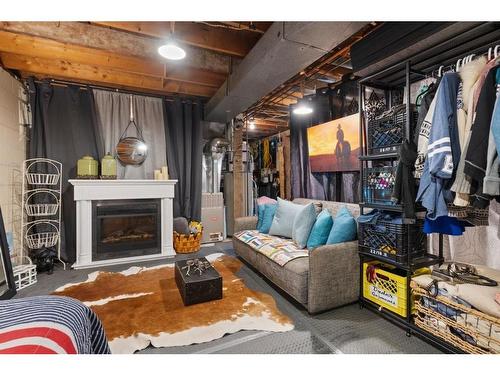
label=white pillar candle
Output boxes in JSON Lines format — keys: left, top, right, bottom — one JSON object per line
{"left": 161, "top": 166, "right": 169, "bottom": 180}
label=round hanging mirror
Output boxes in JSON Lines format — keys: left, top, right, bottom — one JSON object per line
{"left": 116, "top": 95, "right": 148, "bottom": 165}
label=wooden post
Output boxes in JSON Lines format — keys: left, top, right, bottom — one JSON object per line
{"left": 283, "top": 131, "right": 292, "bottom": 200}
{"left": 232, "top": 122, "right": 244, "bottom": 220}
{"left": 277, "top": 142, "right": 285, "bottom": 198}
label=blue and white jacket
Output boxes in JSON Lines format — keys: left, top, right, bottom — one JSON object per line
{"left": 416, "top": 72, "right": 461, "bottom": 219}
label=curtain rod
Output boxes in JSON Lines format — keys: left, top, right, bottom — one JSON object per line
{"left": 27, "top": 77, "right": 206, "bottom": 104}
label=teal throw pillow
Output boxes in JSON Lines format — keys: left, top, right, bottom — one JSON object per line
{"left": 291, "top": 203, "right": 317, "bottom": 249}
{"left": 326, "top": 206, "right": 357, "bottom": 244}
{"left": 259, "top": 204, "right": 277, "bottom": 234}
{"left": 256, "top": 204, "right": 266, "bottom": 231}
{"left": 268, "top": 198, "right": 304, "bottom": 238}
{"left": 306, "top": 209, "right": 333, "bottom": 249}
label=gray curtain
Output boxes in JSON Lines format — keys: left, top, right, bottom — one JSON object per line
{"left": 28, "top": 80, "right": 103, "bottom": 263}
{"left": 163, "top": 98, "right": 203, "bottom": 221}
{"left": 93, "top": 90, "right": 167, "bottom": 179}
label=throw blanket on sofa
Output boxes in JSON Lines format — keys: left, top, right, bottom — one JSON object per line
{"left": 235, "top": 230, "right": 309, "bottom": 266}
{"left": 0, "top": 296, "right": 110, "bottom": 354}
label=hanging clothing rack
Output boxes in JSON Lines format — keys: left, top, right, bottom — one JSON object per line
{"left": 416, "top": 43, "right": 500, "bottom": 79}
{"left": 356, "top": 31, "right": 500, "bottom": 354}
{"left": 358, "top": 21, "right": 500, "bottom": 87}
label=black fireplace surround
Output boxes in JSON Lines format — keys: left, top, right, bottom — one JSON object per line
{"left": 92, "top": 199, "right": 161, "bottom": 261}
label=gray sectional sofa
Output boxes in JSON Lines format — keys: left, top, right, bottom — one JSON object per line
{"left": 232, "top": 198, "right": 360, "bottom": 314}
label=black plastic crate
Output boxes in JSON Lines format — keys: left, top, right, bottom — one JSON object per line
{"left": 367, "top": 109, "right": 418, "bottom": 155}
{"left": 362, "top": 166, "right": 397, "bottom": 206}
{"left": 358, "top": 218, "right": 427, "bottom": 265}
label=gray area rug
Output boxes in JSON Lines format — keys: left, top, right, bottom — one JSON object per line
{"left": 15, "top": 241, "right": 440, "bottom": 354}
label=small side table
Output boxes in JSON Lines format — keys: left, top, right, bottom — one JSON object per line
{"left": 174, "top": 257, "right": 222, "bottom": 306}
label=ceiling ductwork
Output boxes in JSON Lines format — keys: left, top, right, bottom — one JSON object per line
{"left": 205, "top": 21, "right": 368, "bottom": 123}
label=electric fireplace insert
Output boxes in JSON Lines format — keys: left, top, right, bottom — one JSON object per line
{"left": 92, "top": 199, "right": 161, "bottom": 261}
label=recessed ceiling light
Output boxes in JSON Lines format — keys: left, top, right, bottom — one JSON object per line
{"left": 248, "top": 120, "right": 256, "bottom": 130}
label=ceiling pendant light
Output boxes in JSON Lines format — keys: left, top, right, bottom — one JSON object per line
{"left": 293, "top": 103, "right": 313, "bottom": 115}
{"left": 293, "top": 84, "right": 313, "bottom": 115}
{"left": 248, "top": 118, "right": 256, "bottom": 130}
{"left": 158, "top": 42, "right": 186, "bottom": 60}
{"left": 158, "top": 22, "right": 186, "bottom": 61}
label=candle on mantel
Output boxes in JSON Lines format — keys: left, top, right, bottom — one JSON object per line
{"left": 161, "top": 166, "right": 169, "bottom": 180}
{"left": 154, "top": 169, "right": 162, "bottom": 180}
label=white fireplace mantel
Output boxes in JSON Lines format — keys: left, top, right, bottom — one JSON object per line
{"left": 69, "top": 179, "right": 177, "bottom": 269}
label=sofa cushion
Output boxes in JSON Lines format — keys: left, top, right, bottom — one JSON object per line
{"left": 257, "top": 204, "right": 277, "bottom": 233}
{"left": 307, "top": 209, "right": 334, "bottom": 249}
{"left": 254, "top": 252, "right": 309, "bottom": 304}
{"left": 256, "top": 204, "right": 266, "bottom": 230}
{"left": 293, "top": 198, "right": 360, "bottom": 218}
{"left": 269, "top": 198, "right": 304, "bottom": 238}
{"left": 327, "top": 206, "right": 357, "bottom": 244}
{"left": 232, "top": 233, "right": 309, "bottom": 305}
{"left": 292, "top": 203, "right": 317, "bottom": 249}
{"left": 234, "top": 230, "right": 309, "bottom": 266}
{"left": 261, "top": 204, "right": 277, "bottom": 233}
{"left": 256, "top": 196, "right": 277, "bottom": 206}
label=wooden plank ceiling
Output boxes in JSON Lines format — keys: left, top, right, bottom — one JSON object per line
{"left": 0, "top": 21, "right": 379, "bottom": 139}
{"left": 0, "top": 21, "right": 271, "bottom": 98}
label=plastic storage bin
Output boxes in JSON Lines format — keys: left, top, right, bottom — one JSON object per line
{"left": 367, "top": 109, "right": 418, "bottom": 155}
{"left": 362, "top": 166, "right": 397, "bottom": 206}
{"left": 363, "top": 261, "right": 409, "bottom": 317}
{"left": 358, "top": 218, "right": 426, "bottom": 265}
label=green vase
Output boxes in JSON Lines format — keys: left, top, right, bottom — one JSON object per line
{"left": 101, "top": 152, "right": 117, "bottom": 179}
{"left": 77, "top": 155, "right": 98, "bottom": 179}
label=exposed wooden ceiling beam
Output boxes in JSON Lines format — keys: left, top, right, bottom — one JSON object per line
{"left": 0, "top": 30, "right": 225, "bottom": 89}
{"left": 0, "top": 22, "right": 232, "bottom": 74}
{"left": 215, "top": 22, "right": 272, "bottom": 34}
{"left": 1, "top": 52, "right": 216, "bottom": 97}
{"left": 251, "top": 120, "right": 288, "bottom": 129}
{"left": 316, "top": 66, "right": 351, "bottom": 79}
{"left": 90, "top": 21, "right": 262, "bottom": 57}
{"left": 245, "top": 129, "right": 274, "bottom": 137}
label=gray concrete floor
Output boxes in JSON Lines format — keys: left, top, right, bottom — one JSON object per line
{"left": 15, "top": 241, "right": 441, "bottom": 354}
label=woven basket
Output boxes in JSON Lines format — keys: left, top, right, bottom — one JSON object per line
{"left": 411, "top": 281, "right": 500, "bottom": 354}
{"left": 173, "top": 231, "right": 203, "bottom": 254}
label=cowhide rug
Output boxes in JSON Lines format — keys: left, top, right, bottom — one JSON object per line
{"left": 53, "top": 253, "right": 293, "bottom": 353}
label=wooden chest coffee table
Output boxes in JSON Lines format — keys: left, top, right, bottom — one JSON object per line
{"left": 174, "top": 257, "right": 223, "bottom": 306}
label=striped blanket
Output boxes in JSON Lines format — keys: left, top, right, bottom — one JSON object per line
{"left": 0, "top": 296, "right": 110, "bottom": 354}
{"left": 234, "top": 230, "right": 309, "bottom": 266}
